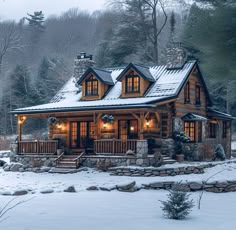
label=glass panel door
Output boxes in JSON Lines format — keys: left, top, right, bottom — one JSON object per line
{"left": 118, "top": 120, "right": 138, "bottom": 139}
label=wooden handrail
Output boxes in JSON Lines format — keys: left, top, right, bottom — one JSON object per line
{"left": 73, "top": 152, "right": 85, "bottom": 168}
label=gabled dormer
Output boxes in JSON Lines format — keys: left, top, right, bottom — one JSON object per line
{"left": 117, "top": 63, "right": 155, "bottom": 98}
{"left": 77, "top": 67, "right": 114, "bottom": 100}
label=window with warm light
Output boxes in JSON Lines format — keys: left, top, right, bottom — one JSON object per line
{"left": 184, "top": 121, "right": 195, "bottom": 142}
{"left": 85, "top": 76, "right": 98, "bottom": 96}
{"left": 125, "top": 73, "right": 140, "bottom": 93}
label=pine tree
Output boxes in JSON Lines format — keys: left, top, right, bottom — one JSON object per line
{"left": 25, "top": 11, "right": 45, "bottom": 31}
{"left": 160, "top": 187, "right": 194, "bottom": 220}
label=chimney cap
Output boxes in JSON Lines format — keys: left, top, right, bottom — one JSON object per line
{"left": 77, "top": 52, "right": 93, "bottom": 60}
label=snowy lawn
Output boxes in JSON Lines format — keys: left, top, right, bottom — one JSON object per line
{"left": 0, "top": 191, "right": 235, "bottom": 230}
{"left": 0, "top": 160, "right": 236, "bottom": 194}
{"left": 0, "top": 160, "right": 236, "bottom": 229}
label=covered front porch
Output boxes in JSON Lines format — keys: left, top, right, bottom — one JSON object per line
{"left": 15, "top": 107, "right": 172, "bottom": 156}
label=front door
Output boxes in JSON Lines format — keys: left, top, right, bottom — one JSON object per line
{"left": 118, "top": 120, "right": 138, "bottom": 139}
{"left": 70, "top": 121, "right": 95, "bottom": 149}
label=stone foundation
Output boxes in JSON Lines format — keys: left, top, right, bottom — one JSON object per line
{"left": 10, "top": 154, "right": 57, "bottom": 168}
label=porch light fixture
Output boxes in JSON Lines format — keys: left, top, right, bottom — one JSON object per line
{"left": 146, "top": 119, "right": 150, "bottom": 128}
{"left": 130, "top": 126, "right": 134, "bottom": 131}
{"left": 18, "top": 116, "right": 26, "bottom": 124}
{"left": 103, "top": 123, "right": 107, "bottom": 129}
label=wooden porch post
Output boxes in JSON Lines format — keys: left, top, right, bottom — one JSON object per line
{"left": 140, "top": 112, "right": 144, "bottom": 140}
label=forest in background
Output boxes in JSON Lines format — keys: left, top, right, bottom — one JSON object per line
{"left": 0, "top": 0, "right": 235, "bottom": 137}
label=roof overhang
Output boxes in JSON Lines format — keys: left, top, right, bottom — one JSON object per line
{"left": 11, "top": 104, "right": 157, "bottom": 115}
{"left": 181, "top": 113, "right": 208, "bottom": 121}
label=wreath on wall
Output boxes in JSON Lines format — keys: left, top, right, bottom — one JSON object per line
{"left": 101, "top": 114, "right": 114, "bottom": 124}
{"left": 48, "top": 116, "right": 57, "bottom": 126}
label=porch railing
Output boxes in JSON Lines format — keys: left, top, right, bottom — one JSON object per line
{"left": 94, "top": 139, "right": 137, "bottom": 155}
{"left": 17, "top": 140, "right": 58, "bottom": 154}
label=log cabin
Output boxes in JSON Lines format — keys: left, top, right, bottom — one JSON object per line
{"left": 11, "top": 50, "right": 233, "bottom": 168}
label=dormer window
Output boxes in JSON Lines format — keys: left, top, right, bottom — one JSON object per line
{"left": 85, "top": 76, "right": 98, "bottom": 96}
{"left": 125, "top": 73, "right": 140, "bottom": 93}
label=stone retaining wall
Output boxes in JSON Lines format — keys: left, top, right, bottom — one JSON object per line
{"left": 142, "top": 180, "right": 236, "bottom": 193}
{"left": 108, "top": 164, "right": 215, "bottom": 177}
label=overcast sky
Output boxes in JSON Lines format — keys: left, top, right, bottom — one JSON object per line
{"left": 0, "top": 0, "right": 107, "bottom": 21}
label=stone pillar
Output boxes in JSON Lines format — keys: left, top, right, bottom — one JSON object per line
{"left": 136, "top": 140, "right": 148, "bottom": 166}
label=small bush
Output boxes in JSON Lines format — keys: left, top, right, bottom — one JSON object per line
{"left": 160, "top": 188, "right": 194, "bottom": 220}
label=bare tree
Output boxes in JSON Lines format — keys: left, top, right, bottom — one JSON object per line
{"left": 0, "top": 22, "right": 22, "bottom": 76}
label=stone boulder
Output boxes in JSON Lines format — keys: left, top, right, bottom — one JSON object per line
{"left": 40, "top": 189, "right": 54, "bottom": 194}
{"left": 86, "top": 186, "right": 99, "bottom": 191}
{"left": 64, "top": 186, "right": 76, "bottom": 193}
{"left": 0, "top": 159, "right": 7, "bottom": 167}
{"left": 13, "top": 189, "right": 28, "bottom": 196}
{"left": 116, "top": 181, "right": 138, "bottom": 192}
{"left": 10, "top": 163, "right": 24, "bottom": 172}
{"left": 189, "top": 182, "right": 202, "bottom": 191}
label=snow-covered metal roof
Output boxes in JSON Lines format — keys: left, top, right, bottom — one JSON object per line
{"left": 12, "top": 60, "right": 197, "bottom": 114}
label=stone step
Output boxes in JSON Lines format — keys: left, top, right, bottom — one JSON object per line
{"left": 49, "top": 168, "right": 78, "bottom": 173}
{"left": 56, "top": 164, "right": 77, "bottom": 169}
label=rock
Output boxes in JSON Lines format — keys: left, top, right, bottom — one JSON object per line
{"left": 10, "top": 163, "right": 23, "bottom": 172}
{"left": 118, "top": 186, "right": 139, "bottom": 193}
{"left": 116, "top": 181, "right": 136, "bottom": 191}
{"left": 225, "top": 184, "right": 236, "bottom": 192}
{"left": 13, "top": 189, "right": 28, "bottom": 196}
{"left": 205, "top": 187, "right": 222, "bottom": 193}
{"left": 78, "top": 167, "right": 89, "bottom": 172}
{"left": 40, "top": 189, "right": 54, "bottom": 194}
{"left": 0, "top": 159, "right": 6, "bottom": 167}
{"left": 38, "top": 167, "right": 51, "bottom": 173}
{"left": 215, "top": 182, "right": 229, "bottom": 188}
{"left": 149, "top": 182, "right": 163, "bottom": 189}
{"left": 136, "top": 159, "right": 144, "bottom": 166}
{"left": 172, "top": 183, "right": 190, "bottom": 192}
{"left": 99, "top": 187, "right": 111, "bottom": 191}
{"left": 3, "top": 165, "right": 10, "bottom": 171}
{"left": 189, "top": 182, "right": 202, "bottom": 190}
{"left": 86, "top": 186, "right": 99, "bottom": 191}
{"left": 64, "top": 186, "right": 76, "bottom": 193}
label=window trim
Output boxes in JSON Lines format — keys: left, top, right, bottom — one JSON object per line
{"left": 125, "top": 73, "right": 140, "bottom": 94}
{"left": 184, "top": 82, "right": 190, "bottom": 103}
{"left": 195, "top": 84, "right": 201, "bottom": 105}
{"left": 222, "top": 121, "right": 228, "bottom": 138}
{"left": 209, "top": 122, "right": 217, "bottom": 138}
{"left": 85, "top": 75, "right": 98, "bottom": 96}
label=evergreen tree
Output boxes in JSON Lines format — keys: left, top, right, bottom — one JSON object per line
{"left": 25, "top": 11, "right": 45, "bottom": 31}
{"left": 160, "top": 186, "right": 194, "bottom": 220}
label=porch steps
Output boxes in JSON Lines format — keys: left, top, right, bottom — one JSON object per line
{"left": 161, "top": 155, "right": 176, "bottom": 165}
{"left": 56, "top": 155, "right": 78, "bottom": 169}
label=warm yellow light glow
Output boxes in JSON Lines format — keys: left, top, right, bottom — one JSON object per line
{"left": 103, "top": 123, "right": 107, "bottom": 129}
{"left": 130, "top": 126, "right": 134, "bottom": 131}
{"left": 146, "top": 120, "right": 150, "bottom": 128}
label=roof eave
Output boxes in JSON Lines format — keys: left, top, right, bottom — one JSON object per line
{"left": 11, "top": 104, "right": 157, "bottom": 115}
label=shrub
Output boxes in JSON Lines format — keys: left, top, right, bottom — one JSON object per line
{"left": 160, "top": 188, "right": 194, "bottom": 220}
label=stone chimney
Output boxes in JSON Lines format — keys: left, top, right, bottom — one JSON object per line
{"left": 74, "top": 52, "right": 95, "bottom": 81}
{"left": 166, "top": 42, "right": 186, "bottom": 69}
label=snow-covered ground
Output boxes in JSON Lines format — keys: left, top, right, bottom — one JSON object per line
{"left": 0, "top": 159, "right": 236, "bottom": 229}
{"left": 0, "top": 191, "right": 236, "bottom": 230}
{"left": 0, "top": 160, "right": 236, "bottom": 194}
